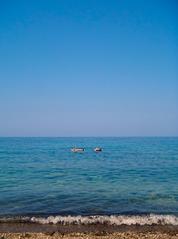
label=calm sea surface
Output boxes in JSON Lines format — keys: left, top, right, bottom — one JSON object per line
{"left": 0, "top": 137, "right": 178, "bottom": 217}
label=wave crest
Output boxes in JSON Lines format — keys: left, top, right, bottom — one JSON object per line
{"left": 1, "top": 214, "right": 178, "bottom": 226}
{"left": 30, "top": 214, "right": 178, "bottom": 226}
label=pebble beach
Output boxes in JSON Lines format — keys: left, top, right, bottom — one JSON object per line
{"left": 1, "top": 232, "right": 178, "bottom": 239}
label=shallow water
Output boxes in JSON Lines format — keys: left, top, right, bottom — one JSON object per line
{"left": 0, "top": 137, "right": 178, "bottom": 217}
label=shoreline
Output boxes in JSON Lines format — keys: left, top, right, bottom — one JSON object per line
{"left": 1, "top": 222, "right": 178, "bottom": 233}
{"left": 1, "top": 225, "right": 178, "bottom": 239}
{"left": 1, "top": 214, "right": 178, "bottom": 238}
{"left": 1, "top": 219, "right": 178, "bottom": 238}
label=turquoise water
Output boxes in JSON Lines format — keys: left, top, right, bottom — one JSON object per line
{"left": 0, "top": 137, "right": 178, "bottom": 218}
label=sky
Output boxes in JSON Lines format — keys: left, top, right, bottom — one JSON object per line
{"left": 0, "top": 0, "right": 178, "bottom": 137}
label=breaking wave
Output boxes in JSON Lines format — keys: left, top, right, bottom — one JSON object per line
{"left": 1, "top": 214, "right": 178, "bottom": 226}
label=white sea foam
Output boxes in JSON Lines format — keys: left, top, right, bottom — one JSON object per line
{"left": 30, "top": 214, "right": 178, "bottom": 226}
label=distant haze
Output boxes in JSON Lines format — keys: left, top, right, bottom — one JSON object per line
{"left": 0, "top": 0, "right": 178, "bottom": 136}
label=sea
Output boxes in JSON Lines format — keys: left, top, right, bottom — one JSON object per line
{"left": 0, "top": 137, "right": 178, "bottom": 226}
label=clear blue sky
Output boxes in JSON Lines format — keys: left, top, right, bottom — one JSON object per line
{"left": 0, "top": 0, "right": 177, "bottom": 136}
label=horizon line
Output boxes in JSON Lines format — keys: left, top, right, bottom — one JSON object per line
{"left": 0, "top": 136, "right": 178, "bottom": 138}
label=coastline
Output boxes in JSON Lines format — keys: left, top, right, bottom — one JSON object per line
{"left": 1, "top": 214, "right": 178, "bottom": 234}
{"left": 1, "top": 225, "right": 178, "bottom": 239}
{"left": 1, "top": 221, "right": 178, "bottom": 238}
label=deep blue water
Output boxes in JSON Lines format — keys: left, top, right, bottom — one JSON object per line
{"left": 0, "top": 137, "right": 178, "bottom": 217}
